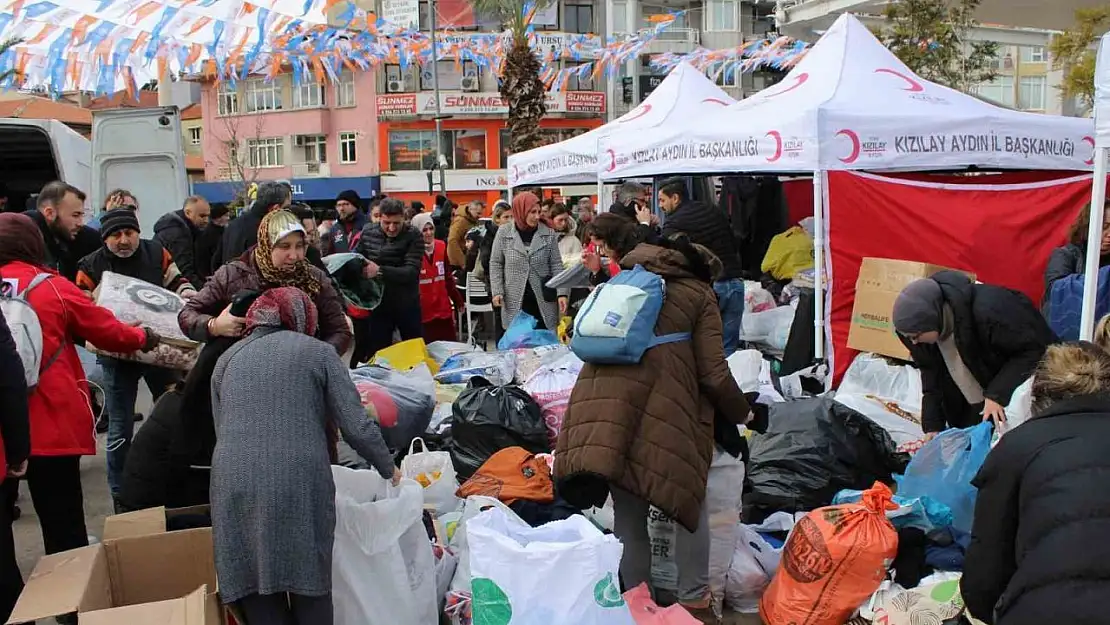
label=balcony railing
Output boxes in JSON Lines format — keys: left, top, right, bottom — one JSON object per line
{"left": 292, "top": 162, "right": 331, "bottom": 178}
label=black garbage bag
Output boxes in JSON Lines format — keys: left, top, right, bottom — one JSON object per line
{"left": 743, "top": 397, "right": 910, "bottom": 524}
{"left": 449, "top": 376, "right": 550, "bottom": 479}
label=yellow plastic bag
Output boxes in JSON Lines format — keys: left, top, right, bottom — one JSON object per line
{"left": 761, "top": 226, "right": 814, "bottom": 280}
{"left": 371, "top": 338, "right": 440, "bottom": 374}
{"left": 557, "top": 316, "right": 573, "bottom": 344}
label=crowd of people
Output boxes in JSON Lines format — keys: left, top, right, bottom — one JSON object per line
{"left": 3, "top": 171, "right": 1110, "bottom": 625}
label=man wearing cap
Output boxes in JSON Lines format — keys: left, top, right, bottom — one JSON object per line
{"left": 322, "top": 189, "right": 367, "bottom": 255}
{"left": 75, "top": 209, "right": 196, "bottom": 509}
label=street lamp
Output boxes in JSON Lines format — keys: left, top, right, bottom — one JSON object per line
{"left": 429, "top": 0, "right": 447, "bottom": 195}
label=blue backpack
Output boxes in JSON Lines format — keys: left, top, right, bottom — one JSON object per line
{"left": 570, "top": 265, "right": 691, "bottom": 364}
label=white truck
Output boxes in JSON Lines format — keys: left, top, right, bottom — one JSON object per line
{"left": 0, "top": 106, "right": 188, "bottom": 234}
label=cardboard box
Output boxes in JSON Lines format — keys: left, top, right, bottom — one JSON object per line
{"left": 847, "top": 258, "right": 974, "bottom": 361}
{"left": 7, "top": 528, "right": 220, "bottom": 624}
{"left": 103, "top": 505, "right": 211, "bottom": 541}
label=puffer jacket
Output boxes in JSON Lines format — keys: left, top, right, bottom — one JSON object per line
{"left": 554, "top": 244, "right": 750, "bottom": 531}
{"left": 177, "top": 250, "right": 352, "bottom": 355}
{"left": 153, "top": 210, "right": 202, "bottom": 289}
{"left": 662, "top": 200, "right": 743, "bottom": 280}
{"left": 357, "top": 222, "right": 423, "bottom": 311}
{"left": 962, "top": 394, "right": 1110, "bottom": 625}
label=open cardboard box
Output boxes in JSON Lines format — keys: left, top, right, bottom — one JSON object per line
{"left": 102, "top": 505, "right": 211, "bottom": 541}
{"left": 7, "top": 527, "right": 221, "bottom": 624}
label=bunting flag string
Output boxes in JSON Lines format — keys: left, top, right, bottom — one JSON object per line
{"left": 648, "top": 35, "right": 811, "bottom": 79}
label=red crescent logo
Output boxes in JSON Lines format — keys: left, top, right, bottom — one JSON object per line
{"left": 874, "top": 68, "right": 924, "bottom": 93}
{"left": 767, "top": 73, "right": 808, "bottom": 98}
{"left": 1084, "top": 136, "right": 1096, "bottom": 166}
{"left": 620, "top": 104, "right": 652, "bottom": 123}
{"left": 702, "top": 97, "right": 729, "bottom": 105}
{"left": 837, "top": 129, "right": 861, "bottom": 164}
{"left": 606, "top": 149, "right": 617, "bottom": 172}
{"left": 766, "top": 131, "right": 783, "bottom": 163}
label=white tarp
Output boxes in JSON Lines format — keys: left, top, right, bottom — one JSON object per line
{"left": 601, "top": 14, "right": 1095, "bottom": 179}
{"left": 1095, "top": 32, "right": 1110, "bottom": 148}
{"left": 507, "top": 62, "right": 734, "bottom": 186}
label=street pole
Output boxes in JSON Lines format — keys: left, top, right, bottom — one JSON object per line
{"left": 430, "top": 0, "right": 447, "bottom": 195}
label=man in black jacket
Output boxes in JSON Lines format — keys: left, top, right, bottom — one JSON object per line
{"left": 218, "top": 181, "right": 292, "bottom": 264}
{"left": 23, "top": 181, "right": 100, "bottom": 283}
{"left": 658, "top": 177, "right": 746, "bottom": 355}
{"left": 153, "top": 195, "right": 211, "bottom": 290}
{"left": 194, "top": 204, "right": 231, "bottom": 282}
{"left": 357, "top": 198, "right": 423, "bottom": 362}
{"left": 0, "top": 311, "right": 30, "bottom": 622}
{"left": 322, "top": 189, "right": 366, "bottom": 255}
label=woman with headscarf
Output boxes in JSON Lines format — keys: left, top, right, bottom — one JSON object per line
{"left": 209, "top": 287, "right": 398, "bottom": 625}
{"left": 178, "top": 209, "right": 352, "bottom": 355}
{"left": 962, "top": 341, "right": 1110, "bottom": 625}
{"left": 489, "top": 192, "right": 568, "bottom": 331}
{"left": 893, "top": 271, "right": 1056, "bottom": 439}
{"left": 0, "top": 213, "right": 156, "bottom": 559}
{"left": 411, "top": 213, "right": 464, "bottom": 343}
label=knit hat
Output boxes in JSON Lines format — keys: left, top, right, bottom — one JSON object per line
{"left": 892, "top": 278, "right": 944, "bottom": 335}
{"left": 261, "top": 209, "right": 305, "bottom": 247}
{"left": 100, "top": 209, "right": 140, "bottom": 240}
{"left": 336, "top": 189, "right": 362, "bottom": 208}
{"left": 411, "top": 212, "right": 434, "bottom": 233}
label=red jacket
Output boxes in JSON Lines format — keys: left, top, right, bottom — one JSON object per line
{"left": 0, "top": 261, "right": 148, "bottom": 457}
{"left": 418, "top": 240, "right": 462, "bottom": 323}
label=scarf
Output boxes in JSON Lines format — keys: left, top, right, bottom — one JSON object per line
{"left": 937, "top": 304, "right": 985, "bottom": 404}
{"left": 0, "top": 213, "right": 47, "bottom": 267}
{"left": 512, "top": 192, "right": 539, "bottom": 232}
{"left": 253, "top": 210, "right": 321, "bottom": 296}
{"left": 245, "top": 286, "right": 319, "bottom": 336}
{"left": 411, "top": 212, "right": 436, "bottom": 254}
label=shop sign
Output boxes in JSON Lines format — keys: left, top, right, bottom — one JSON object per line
{"left": 377, "top": 91, "right": 606, "bottom": 119}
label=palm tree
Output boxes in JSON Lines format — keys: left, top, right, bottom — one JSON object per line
{"left": 0, "top": 38, "right": 23, "bottom": 85}
{"left": 470, "top": 0, "right": 552, "bottom": 153}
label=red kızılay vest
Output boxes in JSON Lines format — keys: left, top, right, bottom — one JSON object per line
{"left": 419, "top": 240, "right": 453, "bottom": 323}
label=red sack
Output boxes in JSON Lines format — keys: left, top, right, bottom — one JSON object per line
{"left": 624, "top": 584, "right": 701, "bottom": 625}
{"left": 759, "top": 482, "right": 899, "bottom": 625}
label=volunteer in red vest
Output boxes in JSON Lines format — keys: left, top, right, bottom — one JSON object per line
{"left": 411, "top": 212, "right": 464, "bottom": 343}
{"left": 0, "top": 213, "right": 157, "bottom": 559}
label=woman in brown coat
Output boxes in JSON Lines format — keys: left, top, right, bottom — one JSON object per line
{"left": 555, "top": 214, "right": 750, "bottom": 620}
{"left": 178, "top": 210, "right": 352, "bottom": 355}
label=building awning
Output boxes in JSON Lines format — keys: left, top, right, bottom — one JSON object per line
{"left": 192, "top": 175, "right": 381, "bottom": 204}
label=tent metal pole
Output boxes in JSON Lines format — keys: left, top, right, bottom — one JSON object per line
{"left": 813, "top": 170, "right": 826, "bottom": 361}
{"left": 1081, "top": 149, "right": 1108, "bottom": 340}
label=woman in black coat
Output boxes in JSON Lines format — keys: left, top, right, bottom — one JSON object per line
{"left": 962, "top": 342, "right": 1110, "bottom": 625}
{"left": 893, "top": 271, "right": 1055, "bottom": 437}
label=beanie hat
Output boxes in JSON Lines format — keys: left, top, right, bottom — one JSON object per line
{"left": 336, "top": 189, "right": 362, "bottom": 208}
{"left": 100, "top": 209, "right": 140, "bottom": 240}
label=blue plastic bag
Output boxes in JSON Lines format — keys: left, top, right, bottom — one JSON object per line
{"left": 896, "top": 421, "right": 993, "bottom": 534}
{"left": 832, "top": 489, "right": 954, "bottom": 533}
{"left": 497, "top": 312, "right": 559, "bottom": 351}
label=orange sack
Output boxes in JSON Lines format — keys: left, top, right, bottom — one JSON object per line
{"left": 759, "top": 482, "right": 899, "bottom": 625}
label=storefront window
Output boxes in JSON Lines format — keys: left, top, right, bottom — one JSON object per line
{"left": 389, "top": 129, "right": 488, "bottom": 170}
{"left": 452, "top": 130, "right": 487, "bottom": 169}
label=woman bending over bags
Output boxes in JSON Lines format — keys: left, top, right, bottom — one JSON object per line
{"left": 893, "top": 271, "right": 1055, "bottom": 439}
{"left": 209, "top": 287, "right": 400, "bottom": 625}
{"left": 962, "top": 342, "right": 1110, "bottom": 625}
{"left": 555, "top": 214, "right": 752, "bottom": 624}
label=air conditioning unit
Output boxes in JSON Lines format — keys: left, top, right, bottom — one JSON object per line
{"left": 387, "top": 79, "right": 405, "bottom": 93}
{"left": 460, "top": 76, "right": 480, "bottom": 92}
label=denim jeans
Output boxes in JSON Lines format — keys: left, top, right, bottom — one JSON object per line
{"left": 99, "top": 357, "right": 178, "bottom": 498}
{"left": 713, "top": 278, "right": 745, "bottom": 356}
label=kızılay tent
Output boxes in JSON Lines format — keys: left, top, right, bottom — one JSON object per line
{"left": 600, "top": 13, "right": 1095, "bottom": 180}
{"left": 506, "top": 62, "right": 734, "bottom": 187}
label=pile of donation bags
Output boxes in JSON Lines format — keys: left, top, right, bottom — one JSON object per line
{"left": 331, "top": 329, "right": 998, "bottom": 625}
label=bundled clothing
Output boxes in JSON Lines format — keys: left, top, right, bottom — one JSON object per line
{"left": 153, "top": 209, "right": 204, "bottom": 289}
{"left": 447, "top": 211, "right": 478, "bottom": 269}
{"left": 209, "top": 288, "right": 395, "bottom": 619}
{"left": 962, "top": 394, "right": 1110, "bottom": 625}
{"left": 356, "top": 221, "right": 424, "bottom": 358}
{"left": 895, "top": 272, "right": 1056, "bottom": 433}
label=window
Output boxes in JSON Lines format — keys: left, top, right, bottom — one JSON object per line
{"left": 297, "top": 134, "right": 326, "bottom": 163}
{"left": 292, "top": 80, "right": 326, "bottom": 108}
{"left": 420, "top": 60, "right": 478, "bottom": 91}
{"left": 245, "top": 79, "right": 283, "bottom": 113}
{"left": 975, "top": 76, "right": 1015, "bottom": 107}
{"left": 216, "top": 86, "right": 238, "bottom": 115}
{"left": 247, "top": 137, "right": 284, "bottom": 168}
{"left": 388, "top": 130, "right": 487, "bottom": 170}
{"left": 612, "top": 0, "right": 628, "bottom": 32}
{"left": 706, "top": 62, "right": 739, "bottom": 87}
{"left": 565, "top": 61, "right": 595, "bottom": 91}
{"left": 706, "top": 0, "right": 738, "bottom": 31}
{"left": 188, "top": 127, "right": 202, "bottom": 145}
{"left": 1021, "top": 46, "right": 1046, "bottom": 63}
{"left": 339, "top": 131, "right": 358, "bottom": 163}
{"left": 1019, "top": 75, "right": 1047, "bottom": 110}
{"left": 563, "top": 3, "right": 594, "bottom": 34}
{"left": 336, "top": 70, "right": 356, "bottom": 106}
{"left": 451, "top": 129, "right": 487, "bottom": 169}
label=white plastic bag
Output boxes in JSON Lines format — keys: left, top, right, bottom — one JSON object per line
{"left": 648, "top": 507, "right": 677, "bottom": 592}
{"left": 727, "top": 350, "right": 763, "bottom": 393}
{"left": 744, "top": 281, "right": 777, "bottom": 314}
{"left": 1000, "top": 376, "right": 1033, "bottom": 435}
{"left": 448, "top": 496, "right": 518, "bottom": 596}
{"left": 834, "top": 353, "right": 925, "bottom": 447}
{"left": 467, "top": 508, "right": 636, "bottom": 625}
{"left": 740, "top": 305, "right": 795, "bottom": 349}
{"left": 435, "top": 351, "right": 517, "bottom": 386}
{"left": 522, "top": 352, "right": 583, "bottom": 447}
{"left": 706, "top": 451, "right": 746, "bottom": 615}
{"left": 428, "top": 341, "right": 479, "bottom": 366}
{"left": 725, "top": 525, "right": 782, "bottom": 613}
{"left": 331, "top": 466, "right": 438, "bottom": 625}
{"left": 401, "top": 437, "right": 460, "bottom": 516}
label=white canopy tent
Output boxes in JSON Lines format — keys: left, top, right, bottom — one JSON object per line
{"left": 506, "top": 62, "right": 734, "bottom": 189}
{"left": 598, "top": 13, "right": 1094, "bottom": 362}
{"left": 1082, "top": 32, "right": 1110, "bottom": 340}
